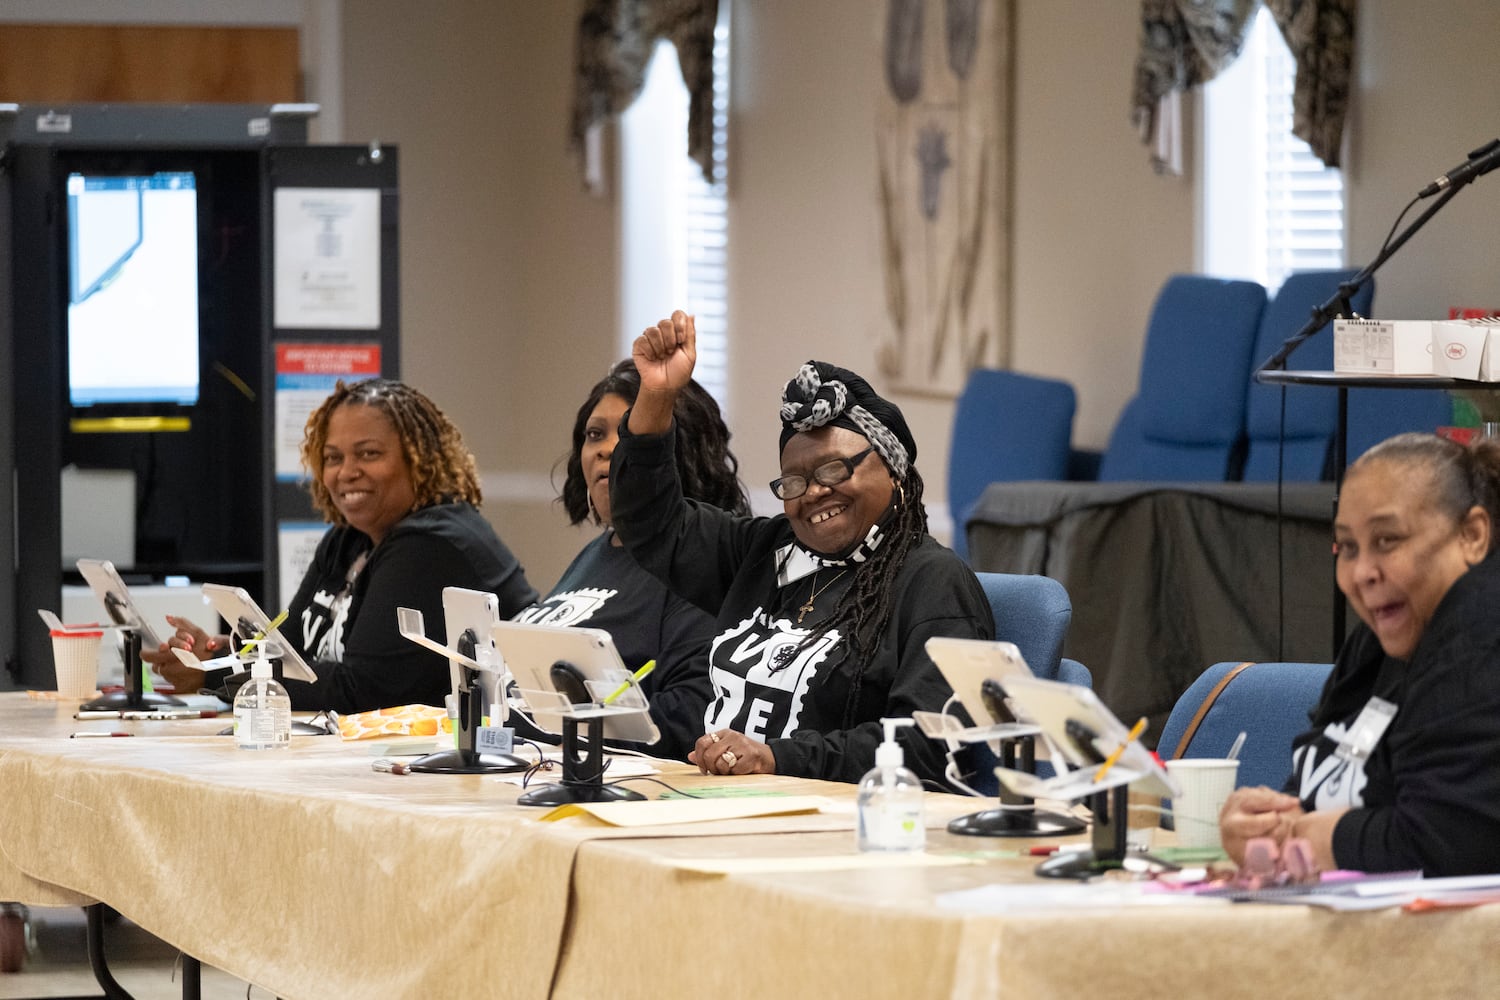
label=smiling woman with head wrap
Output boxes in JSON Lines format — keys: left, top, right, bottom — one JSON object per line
{"left": 609, "top": 311, "right": 995, "bottom": 786}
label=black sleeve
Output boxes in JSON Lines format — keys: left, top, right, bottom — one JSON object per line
{"left": 610, "top": 416, "right": 770, "bottom": 614}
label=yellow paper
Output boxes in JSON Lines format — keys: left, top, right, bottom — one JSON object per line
{"left": 537, "top": 795, "right": 830, "bottom": 827}
{"left": 667, "top": 853, "right": 978, "bottom": 875}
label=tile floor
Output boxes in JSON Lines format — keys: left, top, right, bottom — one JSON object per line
{"left": 0, "top": 905, "right": 259, "bottom": 1000}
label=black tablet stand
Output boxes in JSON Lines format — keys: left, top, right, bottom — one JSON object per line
{"left": 409, "top": 632, "right": 527, "bottom": 774}
{"left": 514, "top": 658, "right": 647, "bottom": 807}
{"left": 1035, "top": 783, "right": 1131, "bottom": 879}
{"left": 80, "top": 627, "right": 182, "bottom": 711}
{"left": 515, "top": 713, "right": 644, "bottom": 806}
{"left": 947, "top": 733, "right": 1087, "bottom": 838}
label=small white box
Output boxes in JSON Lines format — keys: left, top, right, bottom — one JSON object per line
{"left": 1334, "top": 319, "right": 1434, "bottom": 375}
{"left": 1452, "top": 317, "right": 1500, "bottom": 380}
{"left": 1432, "top": 320, "right": 1489, "bottom": 379}
{"left": 1485, "top": 328, "right": 1500, "bottom": 381}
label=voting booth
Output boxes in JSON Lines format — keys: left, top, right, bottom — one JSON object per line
{"left": 0, "top": 103, "right": 400, "bottom": 689}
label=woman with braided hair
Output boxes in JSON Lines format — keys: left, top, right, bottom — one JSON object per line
{"left": 611, "top": 311, "right": 994, "bottom": 785}
{"left": 146, "top": 378, "right": 537, "bottom": 713}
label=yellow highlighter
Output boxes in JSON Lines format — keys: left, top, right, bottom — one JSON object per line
{"left": 602, "top": 659, "right": 657, "bottom": 706}
{"left": 237, "top": 609, "right": 289, "bottom": 656}
{"left": 1093, "top": 716, "right": 1148, "bottom": 783}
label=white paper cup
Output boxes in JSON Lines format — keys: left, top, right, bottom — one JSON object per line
{"left": 50, "top": 629, "right": 104, "bottom": 699}
{"left": 1165, "top": 758, "right": 1240, "bottom": 849}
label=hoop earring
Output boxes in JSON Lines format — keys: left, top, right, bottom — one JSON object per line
{"left": 586, "top": 489, "right": 600, "bottom": 525}
{"left": 896, "top": 482, "right": 907, "bottom": 509}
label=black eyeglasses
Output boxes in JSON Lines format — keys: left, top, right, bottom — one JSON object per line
{"left": 770, "top": 446, "right": 875, "bottom": 501}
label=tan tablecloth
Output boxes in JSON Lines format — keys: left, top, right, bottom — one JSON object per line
{"left": 555, "top": 832, "right": 1500, "bottom": 999}
{"left": 3, "top": 693, "right": 1498, "bottom": 999}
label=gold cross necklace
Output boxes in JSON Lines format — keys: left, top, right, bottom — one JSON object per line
{"left": 796, "top": 569, "right": 847, "bottom": 625}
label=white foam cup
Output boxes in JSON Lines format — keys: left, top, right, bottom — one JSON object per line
{"left": 50, "top": 628, "right": 104, "bottom": 699}
{"left": 1165, "top": 758, "right": 1240, "bottom": 849}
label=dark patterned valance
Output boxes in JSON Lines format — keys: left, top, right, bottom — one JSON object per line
{"left": 1263, "top": 0, "right": 1356, "bottom": 168}
{"left": 1131, "top": 0, "right": 1356, "bottom": 170}
{"left": 570, "top": 0, "right": 720, "bottom": 185}
{"left": 1131, "top": 0, "right": 1260, "bottom": 166}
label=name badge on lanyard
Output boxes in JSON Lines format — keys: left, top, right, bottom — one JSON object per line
{"left": 1334, "top": 696, "right": 1397, "bottom": 762}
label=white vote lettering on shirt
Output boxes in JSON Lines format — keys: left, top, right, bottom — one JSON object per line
{"left": 302, "top": 586, "right": 351, "bottom": 663}
{"left": 705, "top": 610, "right": 841, "bottom": 739}
{"left": 744, "top": 698, "right": 776, "bottom": 741}
{"left": 514, "top": 588, "right": 616, "bottom": 627}
{"left": 1293, "top": 719, "right": 1370, "bottom": 812}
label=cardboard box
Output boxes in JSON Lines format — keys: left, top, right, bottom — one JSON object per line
{"left": 1334, "top": 319, "right": 1434, "bottom": 375}
{"left": 1432, "top": 320, "right": 1489, "bottom": 379}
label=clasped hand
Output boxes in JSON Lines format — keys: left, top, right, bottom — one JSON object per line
{"left": 689, "top": 729, "right": 776, "bottom": 776}
{"left": 1218, "top": 786, "right": 1302, "bottom": 863}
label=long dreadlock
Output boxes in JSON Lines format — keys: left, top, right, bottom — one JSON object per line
{"left": 776, "top": 464, "right": 931, "bottom": 730}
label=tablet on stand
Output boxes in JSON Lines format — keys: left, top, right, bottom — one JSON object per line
{"left": 916, "top": 637, "right": 1085, "bottom": 838}
{"left": 490, "top": 621, "right": 659, "bottom": 807}
{"left": 394, "top": 589, "right": 527, "bottom": 774}
{"left": 75, "top": 558, "right": 181, "bottom": 711}
{"left": 993, "top": 675, "right": 1179, "bottom": 879}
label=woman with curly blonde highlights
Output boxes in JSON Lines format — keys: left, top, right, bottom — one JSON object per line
{"left": 148, "top": 377, "right": 537, "bottom": 713}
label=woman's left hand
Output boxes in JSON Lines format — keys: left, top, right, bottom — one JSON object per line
{"left": 689, "top": 729, "right": 776, "bottom": 776}
{"left": 1219, "top": 786, "right": 1302, "bottom": 863}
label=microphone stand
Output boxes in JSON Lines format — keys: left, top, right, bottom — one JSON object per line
{"left": 1259, "top": 180, "right": 1466, "bottom": 373}
{"left": 1256, "top": 175, "right": 1475, "bottom": 654}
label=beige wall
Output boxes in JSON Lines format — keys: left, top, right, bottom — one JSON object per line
{"left": 15, "top": 1, "right": 1493, "bottom": 594}
{"left": 1346, "top": 0, "right": 1500, "bottom": 318}
{"left": 341, "top": 0, "right": 619, "bottom": 589}
{"left": 329, "top": 0, "right": 1500, "bottom": 593}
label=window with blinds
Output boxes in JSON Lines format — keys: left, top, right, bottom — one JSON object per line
{"left": 619, "top": 5, "right": 731, "bottom": 413}
{"left": 1201, "top": 7, "right": 1345, "bottom": 294}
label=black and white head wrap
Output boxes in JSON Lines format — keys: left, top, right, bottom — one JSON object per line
{"left": 778, "top": 361, "right": 915, "bottom": 480}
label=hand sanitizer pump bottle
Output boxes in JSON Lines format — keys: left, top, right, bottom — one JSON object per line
{"left": 234, "top": 641, "right": 291, "bottom": 751}
{"left": 856, "top": 718, "right": 926, "bottom": 852}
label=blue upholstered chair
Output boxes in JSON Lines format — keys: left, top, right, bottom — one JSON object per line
{"left": 967, "top": 572, "right": 1092, "bottom": 793}
{"left": 974, "top": 571, "right": 1087, "bottom": 685}
{"left": 1242, "top": 269, "right": 1375, "bottom": 481}
{"left": 1096, "top": 275, "right": 1268, "bottom": 482}
{"left": 1157, "top": 660, "right": 1334, "bottom": 791}
{"left": 948, "top": 369, "right": 1077, "bottom": 560}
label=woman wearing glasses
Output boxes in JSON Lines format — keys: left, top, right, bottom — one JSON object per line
{"left": 610, "top": 311, "right": 994, "bottom": 785}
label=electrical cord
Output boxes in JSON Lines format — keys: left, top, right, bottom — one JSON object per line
{"left": 933, "top": 692, "right": 988, "bottom": 797}
{"left": 603, "top": 775, "right": 706, "bottom": 798}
